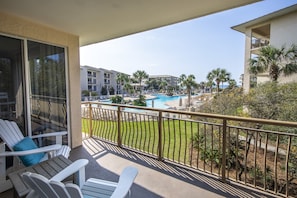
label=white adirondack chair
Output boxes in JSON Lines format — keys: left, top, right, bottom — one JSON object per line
{"left": 0, "top": 119, "right": 71, "bottom": 192}
{"left": 22, "top": 159, "right": 138, "bottom": 198}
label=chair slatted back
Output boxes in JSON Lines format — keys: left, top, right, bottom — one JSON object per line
{"left": 50, "top": 180, "right": 72, "bottom": 198}
{"left": 22, "top": 167, "right": 138, "bottom": 198}
{"left": 22, "top": 172, "right": 57, "bottom": 198}
{"left": 65, "top": 183, "right": 84, "bottom": 198}
{"left": 22, "top": 172, "right": 82, "bottom": 198}
{"left": 0, "top": 119, "right": 24, "bottom": 150}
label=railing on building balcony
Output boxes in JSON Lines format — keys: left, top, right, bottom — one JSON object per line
{"left": 81, "top": 101, "right": 297, "bottom": 197}
{"left": 251, "top": 38, "right": 270, "bottom": 49}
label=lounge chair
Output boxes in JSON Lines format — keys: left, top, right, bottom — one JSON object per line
{"left": 22, "top": 159, "right": 138, "bottom": 198}
{"left": 0, "top": 119, "right": 71, "bottom": 192}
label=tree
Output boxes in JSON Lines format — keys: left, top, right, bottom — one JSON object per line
{"left": 199, "top": 81, "right": 206, "bottom": 93}
{"left": 132, "top": 70, "right": 148, "bottom": 95}
{"left": 133, "top": 94, "right": 146, "bottom": 106}
{"left": 109, "top": 87, "right": 115, "bottom": 95}
{"left": 245, "top": 82, "right": 297, "bottom": 121}
{"left": 146, "top": 79, "right": 158, "bottom": 92}
{"left": 111, "top": 95, "right": 123, "bottom": 104}
{"left": 227, "top": 79, "right": 237, "bottom": 89}
{"left": 207, "top": 68, "right": 231, "bottom": 93}
{"left": 199, "top": 87, "right": 244, "bottom": 116}
{"left": 101, "top": 86, "right": 107, "bottom": 95}
{"left": 116, "top": 73, "right": 129, "bottom": 99}
{"left": 159, "top": 80, "right": 168, "bottom": 92}
{"left": 178, "top": 74, "right": 198, "bottom": 107}
{"left": 123, "top": 83, "right": 134, "bottom": 95}
{"left": 206, "top": 80, "right": 215, "bottom": 94}
{"left": 249, "top": 44, "right": 297, "bottom": 82}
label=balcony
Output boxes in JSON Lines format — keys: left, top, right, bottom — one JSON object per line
{"left": 251, "top": 38, "right": 270, "bottom": 49}
{"left": 2, "top": 101, "right": 296, "bottom": 197}
{"left": 70, "top": 138, "right": 274, "bottom": 198}
{"left": 2, "top": 137, "right": 273, "bottom": 197}
{"left": 79, "top": 102, "right": 297, "bottom": 197}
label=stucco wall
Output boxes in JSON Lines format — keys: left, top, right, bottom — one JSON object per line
{"left": 270, "top": 11, "right": 297, "bottom": 48}
{"left": 0, "top": 12, "right": 82, "bottom": 148}
{"left": 269, "top": 11, "right": 297, "bottom": 84}
{"left": 242, "top": 10, "right": 297, "bottom": 92}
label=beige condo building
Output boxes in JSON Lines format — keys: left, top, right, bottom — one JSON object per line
{"left": 232, "top": 4, "right": 297, "bottom": 92}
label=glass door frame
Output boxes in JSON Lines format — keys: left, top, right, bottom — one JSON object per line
{"left": 0, "top": 33, "right": 70, "bottom": 145}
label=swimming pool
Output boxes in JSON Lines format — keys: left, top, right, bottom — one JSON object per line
{"left": 146, "top": 94, "right": 183, "bottom": 109}
{"left": 95, "top": 94, "right": 184, "bottom": 109}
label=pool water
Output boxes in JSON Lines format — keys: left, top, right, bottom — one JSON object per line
{"left": 146, "top": 94, "right": 183, "bottom": 109}
{"left": 95, "top": 94, "right": 185, "bottom": 109}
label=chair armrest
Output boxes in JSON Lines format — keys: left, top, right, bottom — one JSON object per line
{"left": 50, "top": 159, "right": 89, "bottom": 187}
{"left": 31, "top": 131, "right": 67, "bottom": 145}
{"left": 110, "top": 166, "right": 138, "bottom": 198}
{"left": 0, "top": 144, "right": 61, "bottom": 157}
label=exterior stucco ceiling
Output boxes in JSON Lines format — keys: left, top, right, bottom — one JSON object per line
{"left": 0, "top": 0, "right": 260, "bottom": 46}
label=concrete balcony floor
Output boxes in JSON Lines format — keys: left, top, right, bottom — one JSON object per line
{"left": 1, "top": 138, "right": 277, "bottom": 198}
{"left": 71, "top": 138, "right": 275, "bottom": 198}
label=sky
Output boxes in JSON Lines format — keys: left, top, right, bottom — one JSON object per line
{"left": 80, "top": 0, "right": 297, "bottom": 84}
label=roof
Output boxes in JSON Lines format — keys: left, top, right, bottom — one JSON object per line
{"left": 0, "top": 0, "right": 259, "bottom": 46}
{"left": 149, "top": 75, "right": 178, "bottom": 78}
{"left": 81, "top": 65, "right": 129, "bottom": 75}
{"left": 232, "top": 4, "right": 297, "bottom": 33}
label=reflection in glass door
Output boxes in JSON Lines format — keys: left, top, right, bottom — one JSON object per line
{"left": 27, "top": 41, "right": 68, "bottom": 145}
{"left": 0, "top": 35, "right": 68, "bottom": 145}
{"left": 0, "top": 35, "right": 26, "bottom": 133}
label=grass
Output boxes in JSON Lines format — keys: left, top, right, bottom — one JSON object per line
{"left": 82, "top": 117, "right": 200, "bottom": 164}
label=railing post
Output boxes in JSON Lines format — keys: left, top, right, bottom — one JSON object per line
{"left": 158, "top": 111, "right": 163, "bottom": 161}
{"left": 221, "top": 119, "right": 227, "bottom": 182}
{"left": 117, "top": 106, "right": 122, "bottom": 147}
{"left": 88, "top": 102, "right": 93, "bottom": 137}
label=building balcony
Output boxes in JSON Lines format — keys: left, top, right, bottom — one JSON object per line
{"left": 251, "top": 38, "right": 270, "bottom": 49}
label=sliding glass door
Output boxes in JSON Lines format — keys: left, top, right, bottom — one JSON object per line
{"left": 0, "top": 35, "right": 26, "bottom": 132}
{"left": 27, "top": 41, "right": 68, "bottom": 144}
{"left": 0, "top": 35, "right": 68, "bottom": 144}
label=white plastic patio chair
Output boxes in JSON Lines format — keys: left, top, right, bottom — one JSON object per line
{"left": 22, "top": 159, "right": 138, "bottom": 198}
{"left": 0, "top": 119, "right": 71, "bottom": 192}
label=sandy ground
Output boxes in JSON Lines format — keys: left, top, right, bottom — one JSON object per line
{"left": 123, "top": 93, "right": 212, "bottom": 110}
{"left": 166, "top": 94, "right": 212, "bottom": 108}
{"left": 123, "top": 94, "right": 157, "bottom": 101}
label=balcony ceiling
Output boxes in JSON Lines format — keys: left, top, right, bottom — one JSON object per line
{"left": 0, "top": 0, "right": 259, "bottom": 46}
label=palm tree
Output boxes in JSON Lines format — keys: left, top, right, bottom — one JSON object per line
{"left": 206, "top": 80, "right": 215, "bottom": 94}
{"left": 146, "top": 79, "right": 157, "bottom": 92}
{"left": 249, "top": 44, "right": 297, "bottom": 82}
{"left": 220, "top": 69, "right": 231, "bottom": 89}
{"left": 227, "top": 79, "right": 237, "bottom": 89}
{"left": 207, "top": 68, "right": 231, "bottom": 93}
{"left": 178, "top": 74, "right": 198, "bottom": 107}
{"left": 159, "top": 80, "right": 168, "bottom": 93}
{"left": 199, "top": 81, "right": 205, "bottom": 93}
{"left": 123, "top": 83, "right": 134, "bottom": 95}
{"left": 116, "top": 73, "right": 129, "bottom": 99}
{"left": 132, "top": 70, "right": 149, "bottom": 95}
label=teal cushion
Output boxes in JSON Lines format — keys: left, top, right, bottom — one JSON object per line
{"left": 13, "top": 137, "right": 45, "bottom": 166}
